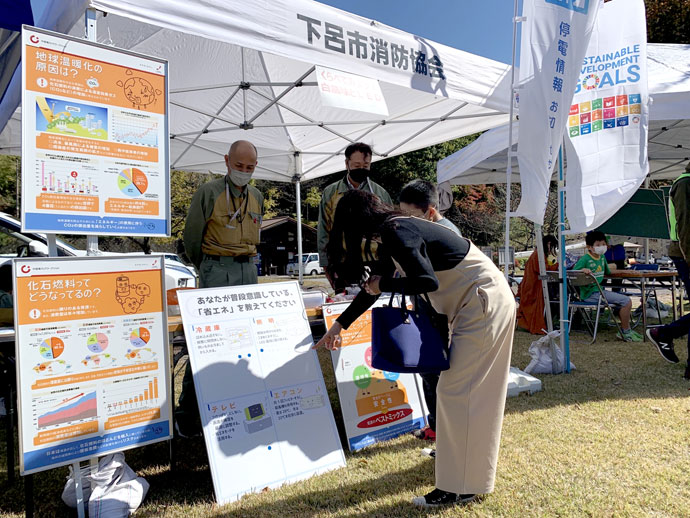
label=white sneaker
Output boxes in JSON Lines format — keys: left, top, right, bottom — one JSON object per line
{"left": 420, "top": 447, "right": 435, "bottom": 458}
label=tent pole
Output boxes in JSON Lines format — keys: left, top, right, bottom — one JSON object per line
{"left": 504, "top": 0, "right": 520, "bottom": 277}
{"left": 644, "top": 176, "right": 650, "bottom": 262}
{"left": 558, "top": 144, "right": 570, "bottom": 373}
{"left": 85, "top": 8, "right": 99, "bottom": 256}
{"left": 295, "top": 153, "right": 303, "bottom": 286}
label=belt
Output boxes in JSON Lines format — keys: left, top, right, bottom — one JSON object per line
{"left": 205, "top": 254, "right": 250, "bottom": 263}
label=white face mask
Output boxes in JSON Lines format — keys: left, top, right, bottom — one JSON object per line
{"left": 593, "top": 245, "right": 607, "bottom": 255}
{"left": 229, "top": 169, "right": 252, "bottom": 187}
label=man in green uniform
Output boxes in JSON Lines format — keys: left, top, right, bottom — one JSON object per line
{"left": 176, "top": 139, "right": 263, "bottom": 437}
{"left": 317, "top": 142, "right": 392, "bottom": 289}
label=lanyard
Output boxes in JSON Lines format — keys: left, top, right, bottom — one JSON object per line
{"left": 225, "top": 181, "right": 248, "bottom": 228}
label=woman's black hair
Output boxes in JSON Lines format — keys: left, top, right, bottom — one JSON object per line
{"left": 543, "top": 234, "right": 558, "bottom": 251}
{"left": 326, "top": 190, "right": 399, "bottom": 285}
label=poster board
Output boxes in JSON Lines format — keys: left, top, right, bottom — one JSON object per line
{"left": 323, "top": 301, "right": 427, "bottom": 451}
{"left": 595, "top": 189, "right": 669, "bottom": 239}
{"left": 21, "top": 26, "right": 170, "bottom": 236}
{"left": 177, "top": 281, "right": 345, "bottom": 505}
{"left": 14, "top": 256, "right": 171, "bottom": 474}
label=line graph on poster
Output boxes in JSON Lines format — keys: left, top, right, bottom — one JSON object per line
{"left": 111, "top": 109, "right": 159, "bottom": 148}
{"left": 32, "top": 387, "right": 98, "bottom": 430}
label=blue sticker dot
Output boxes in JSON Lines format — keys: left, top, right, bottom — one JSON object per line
{"left": 238, "top": 355, "right": 242, "bottom": 359}
{"left": 267, "top": 446, "right": 272, "bottom": 450}
{"left": 260, "top": 349, "right": 264, "bottom": 352}
{"left": 248, "top": 353, "right": 251, "bottom": 357}
{"left": 383, "top": 370, "right": 400, "bottom": 381}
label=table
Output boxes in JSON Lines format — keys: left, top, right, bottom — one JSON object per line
{"left": 605, "top": 270, "right": 679, "bottom": 340}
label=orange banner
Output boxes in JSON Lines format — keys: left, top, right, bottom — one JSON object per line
{"left": 33, "top": 421, "right": 98, "bottom": 446}
{"left": 17, "top": 269, "right": 163, "bottom": 326}
{"left": 36, "top": 193, "right": 98, "bottom": 212}
{"left": 30, "top": 362, "right": 159, "bottom": 390}
{"left": 25, "top": 46, "right": 165, "bottom": 115}
{"left": 105, "top": 408, "right": 161, "bottom": 430}
{"left": 105, "top": 198, "right": 159, "bottom": 216}
{"left": 36, "top": 133, "right": 158, "bottom": 162}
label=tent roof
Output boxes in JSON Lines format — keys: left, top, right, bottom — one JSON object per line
{"left": 438, "top": 43, "right": 690, "bottom": 185}
{"left": 0, "top": 0, "right": 513, "bottom": 182}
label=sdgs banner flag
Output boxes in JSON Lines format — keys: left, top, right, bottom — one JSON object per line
{"left": 564, "top": 0, "right": 648, "bottom": 232}
{"left": 515, "top": 0, "right": 600, "bottom": 224}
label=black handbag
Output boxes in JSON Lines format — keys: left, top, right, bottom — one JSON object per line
{"left": 371, "top": 290, "right": 451, "bottom": 373}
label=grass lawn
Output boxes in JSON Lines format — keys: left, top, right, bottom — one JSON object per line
{"left": 1, "top": 303, "right": 689, "bottom": 517}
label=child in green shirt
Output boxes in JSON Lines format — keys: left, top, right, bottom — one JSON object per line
{"left": 573, "top": 231, "right": 642, "bottom": 342}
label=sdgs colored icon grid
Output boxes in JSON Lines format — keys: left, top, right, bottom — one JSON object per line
{"left": 568, "top": 93, "right": 641, "bottom": 137}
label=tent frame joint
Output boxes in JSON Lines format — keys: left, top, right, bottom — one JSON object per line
{"left": 239, "top": 122, "right": 254, "bottom": 130}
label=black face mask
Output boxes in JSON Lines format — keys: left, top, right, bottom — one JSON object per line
{"left": 348, "top": 168, "right": 369, "bottom": 184}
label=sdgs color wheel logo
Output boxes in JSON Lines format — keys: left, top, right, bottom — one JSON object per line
{"left": 582, "top": 74, "right": 600, "bottom": 90}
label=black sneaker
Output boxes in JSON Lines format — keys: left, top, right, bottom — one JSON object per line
{"left": 412, "top": 488, "right": 477, "bottom": 507}
{"left": 174, "top": 419, "right": 202, "bottom": 438}
{"left": 646, "top": 328, "right": 679, "bottom": 364}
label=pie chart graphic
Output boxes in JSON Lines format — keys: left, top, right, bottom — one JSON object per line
{"left": 118, "top": 167, "right": 148, "bottom": 197}
{"left": 39, "top": 337, "right": 65, "bottom": 359}
{"left": 130, "top": 327, "right": 151, "bottom": 348}
{"left": 87, "top": 333, "right": 109, "bottom": 353}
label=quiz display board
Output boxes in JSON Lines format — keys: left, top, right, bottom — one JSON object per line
{"left": 177, "top": 281, "right": 345, "bottom": 505}
{"left": 14, "top": 256, "right": 171, "bottom": 474}
{"left": 323, "top": 301, "right": 427, "bottom": 451}
{"left": 21, "top": 25, "right": 169, "bottom": 236}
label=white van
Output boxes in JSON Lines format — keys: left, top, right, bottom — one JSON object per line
{"left": 287, "top": 253, "right": 323, "bottom": 276}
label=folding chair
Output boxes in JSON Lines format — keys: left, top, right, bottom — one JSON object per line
{"left": 566, "top": 270, "right": 625, "bottom": 343}
{"left": 545, "top": 271, "right": 563, "bottom": 330}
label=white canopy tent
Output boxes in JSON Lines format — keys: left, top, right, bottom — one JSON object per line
{"left": 437, "top": 44, "right": 690, "bottom": 186}
{"left": 1, "top": 0, "right": 513, "bottom": 179}
{"left": 0, "top": 0, "right": 516, "bottom": 279}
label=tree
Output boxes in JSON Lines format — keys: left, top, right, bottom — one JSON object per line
{"left": 371, "top": 136, "right": 480, "bottom": 201}
{"left": 262, "top": 185, "right": 281, "bottom": 219}
{"left": 447, "top": 184, "right": 503, "bottom": 245}
{"left": 304, "top": 186, "right": 322, "bottom": 223}
{"left": 0, "top": 155, "right": 19, "bottom": 216}
{"left": 646, "top": 0, "right": 690, "bottom": 43}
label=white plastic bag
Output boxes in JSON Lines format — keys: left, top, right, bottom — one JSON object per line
{"left": 61, "top": 452, "right": 149, "bottom": 517}
{"left": 524, "top": 330, "right": 575, "bottom": 374}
